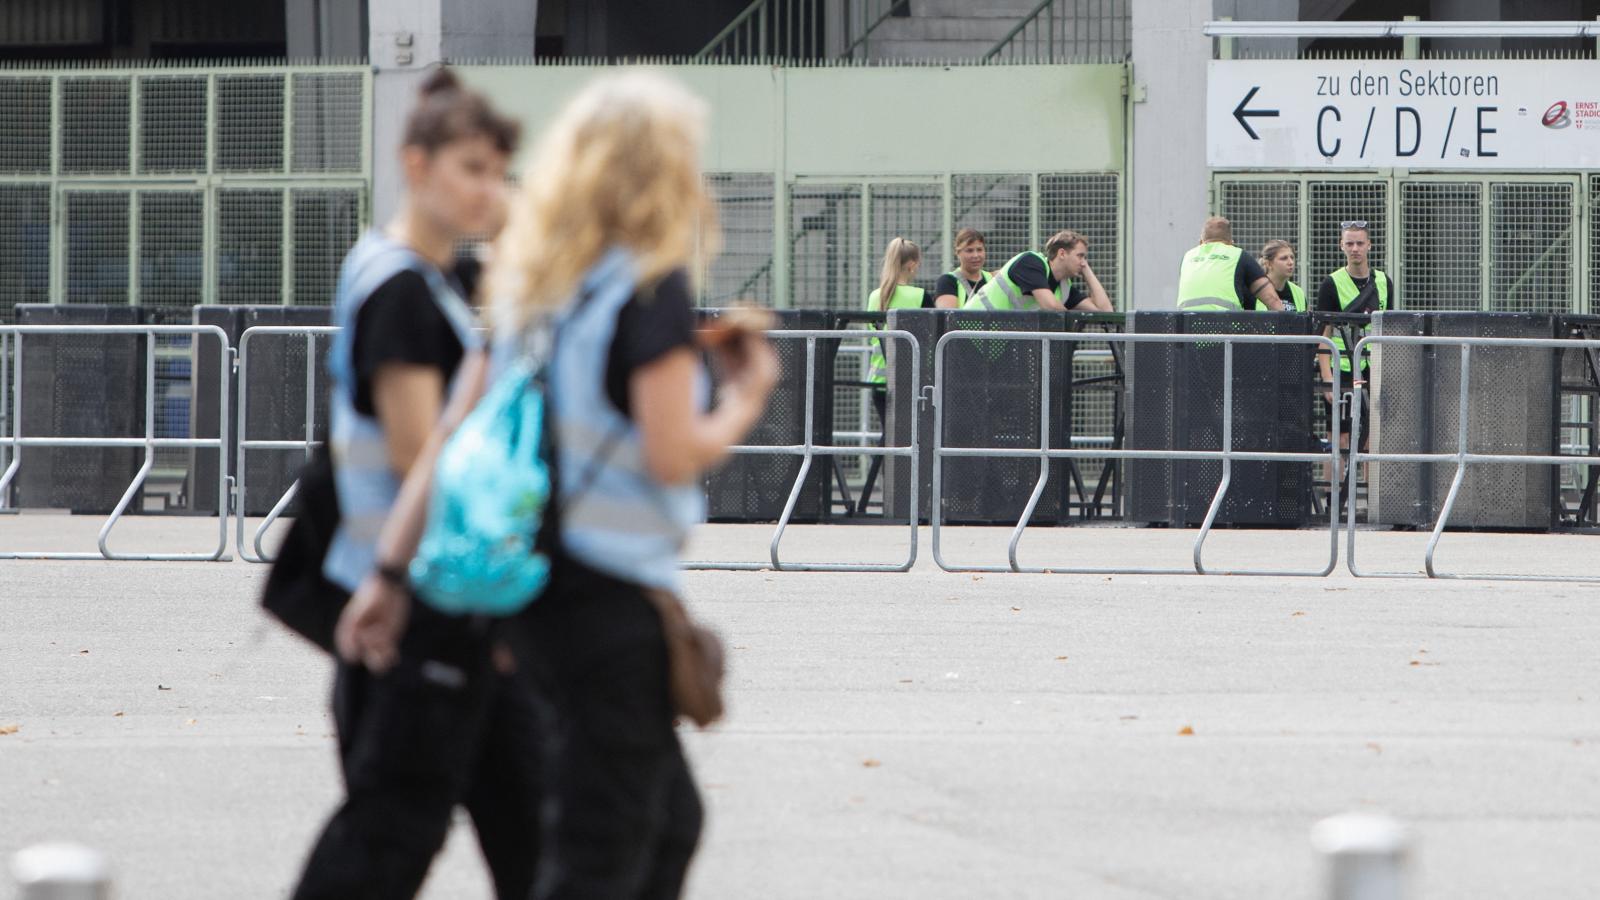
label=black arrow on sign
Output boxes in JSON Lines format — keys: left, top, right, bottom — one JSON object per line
{"left": 1232, "top": 86, "right": 1279, "bottom": 140}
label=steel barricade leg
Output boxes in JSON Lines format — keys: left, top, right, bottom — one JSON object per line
{"left": 768, "top": 337, "right": 816, "bottom": 570}
{"left": 1423, "top": 345, "right": 1472, "bottom": 578}
{"left": 0, "top": 332, "right": 19, "bottom": 505}
{"left": 1006, "top": 338, "right": 1051, "bottom": 573}
{"left": 1193, "top": 341, "right": 1235, "bottom": 575}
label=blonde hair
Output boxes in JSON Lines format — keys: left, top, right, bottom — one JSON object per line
{"left": 489, "top": 71, "right": 716, "bottom": 329}
{"left": 1259, "top": 239, "right": 1294, "bottom": 269}
{"left": 875, "top": 238, "right": 921, "bottom": 311}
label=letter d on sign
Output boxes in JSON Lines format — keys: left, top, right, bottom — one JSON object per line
{"left": 1395, "top": 107, "right": 1420, "bottom": 157}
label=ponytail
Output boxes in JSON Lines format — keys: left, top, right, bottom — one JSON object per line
{"left": 875, "top": 237, "right": 920, "bottom": 311}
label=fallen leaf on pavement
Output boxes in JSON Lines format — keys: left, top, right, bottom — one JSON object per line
{"left": 1010, "top": 606, "right": 1022, "bottom": 612}
{"left": 184, "top": 718, "right": 197, "bottom": 726}
{"left": 0, "top": 724, "right": 19, "bottom": 736}
{"left": 897, "top": 679, "right": 913, "bottom": 683}
{"left": 1291, "top": 611, "right": 1306, "bottom": 617}
{"left": 1178, "top": 726, "right": 1195, "bottom": 736}
{"left": 1366, "top": 742, "right": 1383, "bottom": 754}
{"left": 157, "top": 684, "right": 172, "bottom": 691}
{"left": 862, "top": 759, "right": 881, "bottom": 768}
{"left": 1055, "top": 656, "right": 1068, "bottom": 661}
{"left": 113, "top": 712, "right": 124, "bottom": 718}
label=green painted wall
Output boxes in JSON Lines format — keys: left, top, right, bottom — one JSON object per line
{"left": 457, "top": 63, "right": 1127, "bottom": 175}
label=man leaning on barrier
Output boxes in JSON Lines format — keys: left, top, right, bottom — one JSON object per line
{"left": 1175, "top": 216, "right": 1284, "bottom": 312}
{"left": 1316, "top": 220, "right": 1394, "bottom": 459}
{"left": 963, "top": 230, "right": 1112, "bottom": 312}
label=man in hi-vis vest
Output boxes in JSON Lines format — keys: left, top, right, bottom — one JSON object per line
{"left": 963, "top": 230, "right": 1112, "bottom": 312}
{"left": 1316, "top": 220, "right": 1394, "bottom": 455}
{"left": 1175, "top": 216, "right": 1284, "bottom": 312}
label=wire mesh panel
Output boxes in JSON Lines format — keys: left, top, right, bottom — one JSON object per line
{"left": 1307, "top": 180, "right": 1388, "bottom": 284}
{"left": 868, "top": 182, "right": 942, "bottom": 281}
{"left": 292, "top": 188, "right": 362, "bottom": 306}
{"left": 291, "top": 72, "right": 364, "bottom": 173}
{"left": 0, "top": 76, "right": 51, "bottom": 175}
{"left": 138, "top": 76, "right": 207, "bottom": 174}
{"left": 703, "top": 173, "right": 774, "bottom": 307}
{"left": 217, "top": 74, "right": 286, "bottom": 173}
{"left": 1399, "top": 181, "right": 1481, "bottom": 311}
{"left": 952, "top": 174, "right": 1031, "bottom": 272}
{"left": 1217, "top": 179, "right": 1301, "bottom": 276}
{"left": 218, "top": 188, "right": 284, "bottom": 304}
{"left": 138, "top": 191, "right": 204, "bottom": 310}
{"left": 0, "top": 185, "right": 51, "bottom": 323}
{"left": 61, "top": 76, "right": 130, "bottom": 175}
{"left": 1039, "top": 173, "right": 1121, "bottom": 303}
{"left": 1490, "top": 181, "right": 1573, "bottom": 314}
{"left": 64, "top": 191, "right": 130, "bottom": 305}
{"left": 789, "top": 182, "right": 861, "bottom": 311}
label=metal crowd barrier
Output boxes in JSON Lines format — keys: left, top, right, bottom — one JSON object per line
{"left": 684, "top": 328, "right": 921, "bottom": 572}
{"left": 930, "top": 330, "right": 1343, "bottom": 576}
{"left": 1346, "top": 334, "right": 1600, "bottom": 582}
{"left": 0, "top": 325, "right": 231, "bottom": 561}
{"left": 235, "top": 326, "right": 337, "bottom": 564}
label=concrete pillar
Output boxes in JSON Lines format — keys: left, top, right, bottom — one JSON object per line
{"left": 286, "top": 0, "right": 367, "bottom": 59}
{"left": 366, "top": 0, "right": 538, "bottom": 224}
{"left": 1128, "top": 0, "right": 1214, "bottom": 309}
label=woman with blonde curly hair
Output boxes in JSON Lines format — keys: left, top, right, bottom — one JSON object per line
{"left": 339, "top": 70, "right": 778, "bottom": 899}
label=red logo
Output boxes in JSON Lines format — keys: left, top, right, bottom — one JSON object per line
{"left": 1542, "top": 101, "right": 1569, "bottom": 127}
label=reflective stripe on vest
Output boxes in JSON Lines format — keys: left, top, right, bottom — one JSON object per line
{"left": 1329, "top": 268, "right": 1389, "bottom": 372}
{"left": 322, "top": 231, "right": 482, "bottom": 592}
{"left": 1176, "top": 242, "right": 1244, "bottom": 312}
{"left": 549, "top": 248, "right": 705, "bottom": 592}
{"left": 963, "top": 251, "right": 1059, "bottom": 311}
{"left": 944, "top": 268, "right": 990, "bottom": 305}
{"left": 866, "top": 285, "right": 926, "bottom": 384}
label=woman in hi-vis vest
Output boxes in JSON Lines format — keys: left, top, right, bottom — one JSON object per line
{"left": 338, "top": 71, "right": 779, "bottom": 900}
{"left": 293, "top": 69, "right": 545, "bottom": 900}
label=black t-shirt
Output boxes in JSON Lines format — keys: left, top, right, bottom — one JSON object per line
{"left": 1006, "top": 253, "right": 1088, "bottom": 309}
{"left": 934, "top": 271, "right": 988, "bottom": 302}
{"left": 1316, "top": 270, "right": 1397, "bottom": 313}
{"left": 1234, "top": 253, "right": 1269, "bottom": 310}
{"left": 605, "top": 268, "right": 698, "bottom": 419}
{"left": 351, "top": 257, "right": 479, "bottom": 416}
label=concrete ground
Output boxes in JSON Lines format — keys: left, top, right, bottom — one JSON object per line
{"left": 1, "top": 515, "right": 1598, "bottom": 899}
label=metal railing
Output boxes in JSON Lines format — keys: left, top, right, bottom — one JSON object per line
{"left": 0, "top": 325, "right": 231, "bottom": 561}
{"left": 930, "top": 330, "right": 1343, "bottom": 576}
{"left": 696, "top": 0, "right": 827, "bottom": 60}
{"left": 984, "top": 0, "right": 1130, "bottom": 63}
{"left": 1345, "top": 334, "right": 1600, "bottom": 582}
{"left": 234, "top": 326, "right": 335, "bottom": 564}
{"left": 685, "top": 328, "right": 921, "bottom": 572}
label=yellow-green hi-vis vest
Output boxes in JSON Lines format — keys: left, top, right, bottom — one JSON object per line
{"left": 1280, "top": 280, "right": 1306, "bottom": 313}
{"left": 1329, "top": 268, "right": 1389, "bottom": 372}
{"left": 1176, "top": 242, "right": 1245, "bottom": 312}
{"left": 963, "top": 252, "right": 1061, "bottom": 311}
{"left": 865, "top": 284, "right": 926, "bottom": 385}
{"left": 944, "top": 269, "right": 991, "bottom": 306}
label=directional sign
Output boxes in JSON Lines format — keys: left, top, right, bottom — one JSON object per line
{"left": 1231, "top": 86, "right": 1278, "bottom": 140}
{"left": 1208, "top": 59, "right": 1600, "bottom": 169}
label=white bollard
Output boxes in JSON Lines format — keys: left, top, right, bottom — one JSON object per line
{"left": 1311, "top": 812, "right": 1409, "bottom": 900}
{"left": 10, "top": 843, "right": 111, "bottom": 900}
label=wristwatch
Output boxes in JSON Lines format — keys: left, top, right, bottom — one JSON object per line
{"left": 374, "top": 560, "right": 409, "bottom": 589}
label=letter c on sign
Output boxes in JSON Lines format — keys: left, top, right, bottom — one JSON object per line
{"left": 1317, "top": 105, "right": 1342, "bottom": 157}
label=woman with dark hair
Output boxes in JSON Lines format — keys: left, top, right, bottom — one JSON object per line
{"left": 291, "top": 68, "right": 540, "bottom": 900}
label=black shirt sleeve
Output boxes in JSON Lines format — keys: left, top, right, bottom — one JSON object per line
{"left": 453, "top": 254, "right": 483, "bottom": 305}
{"left": 1062, "top": 283, "right": 1088, "bottom": 311}
{"left": 351, "top": 270, "right": 467, "bottom": 416}
{"left": 1008, "top": 253, "right": 1048, "bottom": 294}
{"left": 606, "top": 268, "right": 698, "bottom": 418}
{"left": 1235, "top": 253, "right": 1268, "bottom": 310}
{"left": 1316, "top": 276, "right": 1341, "bottom": 313}
{"left": 933, "top": 273, "right": 959, "bottom": 301}
{"left": 1383, "top": 274, "right": 1398, "bottom": 308}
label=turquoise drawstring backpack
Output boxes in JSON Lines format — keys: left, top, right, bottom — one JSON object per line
{"left": 408, "top": 356, "right": 553, "bottom": 616}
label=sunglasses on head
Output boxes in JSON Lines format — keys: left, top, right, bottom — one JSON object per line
{"left": 1340, "top": 220, "right": 1369, "bottom": 230}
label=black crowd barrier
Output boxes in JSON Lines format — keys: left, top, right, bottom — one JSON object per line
{"left": 1559, "top": 315, "right": 1600, "bottom": 528}
{"left": 1126, "top": 311, "right": 1316, "bottom": 527}
{"left": 1367, "top": 312, "right": 1560, "bottom": 530}
{"left": 12, "top": 305, "right": 145, "bottom": 513}
{"left": 699, "top": 309, "right": 832, "bottom": 523}
{"left": 192, "top": 305, "right": 332, "bottom": 516}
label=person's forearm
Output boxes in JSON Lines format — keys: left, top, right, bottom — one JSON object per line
{"left": 1032, "top": 289, "right": 1065, "bottom": 311}
{"left": 660, "top": 389, "right": 768, "bottom": 482}
{"left": 1084, "top": 270, "right": 1112, "bottom": 312}
{"left": 933, "top": 294, "right": 959, "bottom": 309}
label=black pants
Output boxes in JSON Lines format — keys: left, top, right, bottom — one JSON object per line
{"left": 292, "top": 605, "right": 546, "bottom": 900}
{"left": 524, "top": 561, "right": 703, "bottom": 900}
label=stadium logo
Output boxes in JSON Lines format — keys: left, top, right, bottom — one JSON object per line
{"left": 1542, "top": 101, "right": 1570, "bottom": 128}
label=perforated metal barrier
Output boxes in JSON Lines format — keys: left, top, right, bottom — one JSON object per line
{"left": 930, "top": 330, "right": 1344, "bottom": 576}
